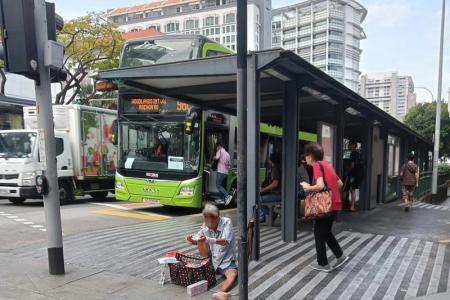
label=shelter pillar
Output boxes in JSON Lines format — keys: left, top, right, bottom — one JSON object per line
{"left": 282, "top": 80, "right": 299, "bottom": 242}
{"left": 335, "top": 104, "right": 345, "bottom": 178}
{"left": 246, "top": 54, "right": 261, "bottom": 260}
{"left": 360, "top": 122, "right": 373, "bottom": 210}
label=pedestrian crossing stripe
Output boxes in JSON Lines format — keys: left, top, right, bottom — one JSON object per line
{"left": 398, "top": 202, "right": 450, "bottom": 211}
{"left": 13, "top": 219, "right": 450, "bottom": 300}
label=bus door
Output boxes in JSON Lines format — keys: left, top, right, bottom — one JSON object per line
{"left": 203, "top": 114, "right": 230, "bottom": 199}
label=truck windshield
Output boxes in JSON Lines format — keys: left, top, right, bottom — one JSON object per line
{"left": 0, "top": 132, "right": 36, "bottom": 159}
{"left": 119, "top": 120, "right": 200, "bottom": 174}
{"left": 121, "top": 38, "right": 199, "bottom": 67}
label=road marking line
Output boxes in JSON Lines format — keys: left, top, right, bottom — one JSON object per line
{"left": 316, "top": 235, "right": 384, "bottom": 300}
{"left": 1, "top": 213, "right": 11, "bottom": 216}
{"left": 89, "top": 202, "right": 173, "bottom": 218}
{"left": 427, "top": 243, "right": 446, "bottom": 295}
{"left": 23, "top": 222, "right": 34, "bottom": 225}
{"left": 95, "top": 209, "right": 171, "bottom": 221}
{"left": 31, "top": 225, "right": 44, "bottom": 228}
{"left": 40, "top": 229, "right": 46, "bottom": 232}
{"left": 292, "top": 234, "right": 373, "bottom": 300}
{"left": 337, "top": 236, "right": 396, "bottom": 300}
{"left": 383, "top": 239, "right": 420, "bottom": 299}
{"left": 15, "top": 219, "right": 26, "bottom": 222}
{"left": 405, "top": 241, "right": 433, "bottom": 298}
{"left": 360, "top": 237, "right": 408, "bottom": 300}
{"left": 7, "top": 216, "right": 18, "bottom": 218}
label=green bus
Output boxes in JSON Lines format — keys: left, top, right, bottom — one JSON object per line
{"left": 113, "top": 35, "right": 317, "bottom": 208}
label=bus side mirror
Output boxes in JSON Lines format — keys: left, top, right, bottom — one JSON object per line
{"left": 111, "top": 119, "right": 118, "bottom": 145}
{"left": 185, "top": 108, "right": 200, "bottom": 135}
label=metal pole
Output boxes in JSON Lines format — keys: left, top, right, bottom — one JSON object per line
{"left": 237, "top": 0, "right": 248, "bottom": 298}
{"left": 432, "top": 0, "right": 446, "bottom": 196}
{"left": 34, "top": 0, "right": 64, "bottom": 274}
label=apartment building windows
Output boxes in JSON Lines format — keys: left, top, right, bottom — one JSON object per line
{"left": 165, "top": 21, "right": 180, "bottom": 32}
{"left": 204, "top": 16, "right": 219, "bottom": 27}
{"left": 224, "top": 13, "right": 236, "bottom": 24}
{"left": 184, "top": 19, "right": 199, "bottom": 30}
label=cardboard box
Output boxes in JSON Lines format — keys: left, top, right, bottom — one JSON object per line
{"left": 187, "top": 280, "right": 208, "bottom": 297}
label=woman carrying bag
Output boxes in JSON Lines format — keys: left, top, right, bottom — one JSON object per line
{"left": 301, "top": 143, "right": 349, "bottom": 272}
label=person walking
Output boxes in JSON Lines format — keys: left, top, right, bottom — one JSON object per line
{"left": 301, "top": 143, "right": 349, "bottom": 272}
{"left": 400, "top": 153, "right": 419, "bottom": 212}
{"left": 344, "top": 141, "right": 362, "bottom": 212}
{"left": 213, "top": 142, "right": 232, "bottom": 206}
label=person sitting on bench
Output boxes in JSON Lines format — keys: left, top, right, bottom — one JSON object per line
{"left": 186, "top": 203, "right": 238, "bottom": 294}
{"left": 260, "top": 152, "right": 281, "bottom": 222}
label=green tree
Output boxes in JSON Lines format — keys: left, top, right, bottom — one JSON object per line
{"left": 404, "top": 102, "right": 450, "bottom": 159}
{"left": 56, "top": 12, "right": 124, "bottom": 104}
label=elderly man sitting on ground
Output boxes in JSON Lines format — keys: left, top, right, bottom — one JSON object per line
{"left": 186, "top": 203, "right": 238, "bottom": 295}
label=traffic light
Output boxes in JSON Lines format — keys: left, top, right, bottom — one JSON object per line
{"left": 0, "top": 0, "right": 39, "bottom": 80}
{"left": 0, "top": 0, "right": 66, "bottom": 82}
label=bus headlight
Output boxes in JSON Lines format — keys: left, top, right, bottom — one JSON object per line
{"left": 179, "top": 187, "right": 195, "bottom": 196}
{"left": 116, "top": 181, "right": 125, "bottom": 190}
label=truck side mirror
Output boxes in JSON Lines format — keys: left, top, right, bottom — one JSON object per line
{"left": 111, "top": 119, "right": 118, "bottom": 145}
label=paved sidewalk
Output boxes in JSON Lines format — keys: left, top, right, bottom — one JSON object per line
{"left": 0, "top": 252, "right": 213, "bottom": 300}
{"left": 4, "top": 197, "right": 450, "bottom": 300}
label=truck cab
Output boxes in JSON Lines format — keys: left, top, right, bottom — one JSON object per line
{"left": 0, "top": 130, "right": 74, "bottom": 204}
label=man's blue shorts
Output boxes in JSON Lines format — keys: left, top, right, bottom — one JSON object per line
{"left": 217, "top": 260, "right": 238, "bottom": 276}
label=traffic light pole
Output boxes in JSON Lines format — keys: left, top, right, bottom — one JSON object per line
{"left": 33, "top": 0, "right": 65, "bottom": 274}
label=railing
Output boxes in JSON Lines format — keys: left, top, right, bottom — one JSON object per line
{"left": 386, "top": 171, "right": 449, "bottom": 201}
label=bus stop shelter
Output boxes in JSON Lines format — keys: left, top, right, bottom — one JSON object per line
{"left": 98, "top": 48, "right": 433, "bottom": 245}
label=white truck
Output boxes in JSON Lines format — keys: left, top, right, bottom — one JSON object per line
{"left": 0, "top": 104, "right": 117, "bottom": 204}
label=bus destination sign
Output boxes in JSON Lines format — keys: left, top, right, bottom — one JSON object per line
{"left": 124, "top": 97, "right": 189, "bottom": 113}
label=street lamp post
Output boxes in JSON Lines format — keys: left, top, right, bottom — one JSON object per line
{"left": 432, "top": 0, "right": 446, "bottom": 197}
{"left": 415, "top": 87, "right": 435, "bottom": 102}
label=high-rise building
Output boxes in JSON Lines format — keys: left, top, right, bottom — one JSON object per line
{"left": 271, "top": 0, "right": 367, "bottom": 92}
{"left": 107, "top": 0, "right": 272, "bottom": 51}
{"left": 359, "top": 72, "right": 416, "bottom": 120}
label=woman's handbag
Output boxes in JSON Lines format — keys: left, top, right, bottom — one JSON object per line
{"left": 169, "top": 252, "right": 217, "bottom": 288}
{"left": 304, "top": 162, "right": 333, "bottom": 219}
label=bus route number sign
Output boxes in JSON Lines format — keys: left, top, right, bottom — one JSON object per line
{"left": 126, "top": 98, "right": 189, "bottom": 113}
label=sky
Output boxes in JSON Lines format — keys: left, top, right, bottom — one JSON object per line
{"left": 38, "top": 1, "right": 450, "bottom": 103}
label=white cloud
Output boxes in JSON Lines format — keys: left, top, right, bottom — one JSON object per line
{"left": 365, "top": 0, "right": 415, "bottom": 27}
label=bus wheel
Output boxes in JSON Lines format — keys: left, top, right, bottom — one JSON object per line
{"left": 59, "top": 181, "right": 74, "bottom": 205}
{"left": 8, "top": 198, "right": 26, "bottom": 204}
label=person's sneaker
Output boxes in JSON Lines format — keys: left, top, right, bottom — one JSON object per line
{"left": 309, "top": 262, "right": 333, "bottom": 272}
{"left": 333, "top": 256, "right": 349, "bottom": 269}
{"left": 215, "top": 199, "right": 225, "bottom": 205}
{"left": 224, "top": 195, "right": 233, "bottom": 206}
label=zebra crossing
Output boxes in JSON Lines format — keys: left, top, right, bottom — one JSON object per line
{"left": 13, "top": 218, "right": 450, "bottom": 300}
{"left": 398, "top": 201, "right": 450, "bottom": 211}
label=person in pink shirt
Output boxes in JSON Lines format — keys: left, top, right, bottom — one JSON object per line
{"left": 213, "top": 142, "right": 232, "bottom": 206}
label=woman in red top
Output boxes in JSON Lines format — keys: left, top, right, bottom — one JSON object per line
{"left": 301, "top": 143, "right": 349, "bottom": 272}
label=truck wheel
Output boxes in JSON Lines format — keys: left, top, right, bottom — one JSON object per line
{"left": 8, "top": 198, "right": 26, "bottom": 204}
{"left": 59, "top": 181, "right": 74, "bottom": 205}
{"left": 89, "top": 192, "right": 109, "bottom": 201}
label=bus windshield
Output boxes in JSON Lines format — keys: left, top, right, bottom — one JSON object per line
{"left": 119, "top": 120, "right": 200, "bottom": 174}
{"left": 121, "top": 38, "right": 200, "bottom": 67}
